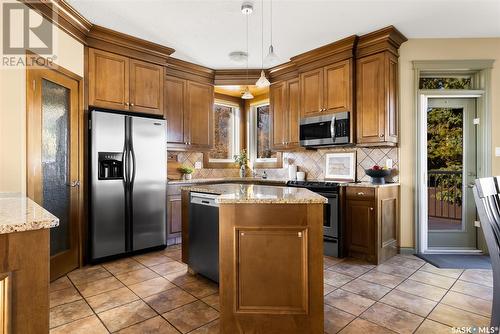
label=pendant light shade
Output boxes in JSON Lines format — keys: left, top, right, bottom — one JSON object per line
{"left": 265, "top": 45, "right": 278, "bottom": 66}
{"left": 265, "top": 0, "right": 278, "bottom": 66}
{"left": 256, "top": 70, "right": 270, "bottom": 87}
{"left": 241, "top": 86, "right": 254, "bottom": 99}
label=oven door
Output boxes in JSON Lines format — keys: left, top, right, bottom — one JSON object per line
{"left": 318, "top": 192, "right": 338, "bottom": 239}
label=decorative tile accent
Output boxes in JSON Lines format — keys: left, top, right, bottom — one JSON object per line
{"left": 176, "top": 147, "right": 399, "bottom": 182}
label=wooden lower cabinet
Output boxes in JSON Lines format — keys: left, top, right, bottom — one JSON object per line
{"left": 219, "top": 203, "right": 323, "bottom": 333}
{"left": 167, "top": 195, "right": 182, "bottom": 240}
{"left": 0, "top": 229, "right": 50, "bottom": 333}
{"left": 345, "top": 185, "right": 399, "bottom": 264}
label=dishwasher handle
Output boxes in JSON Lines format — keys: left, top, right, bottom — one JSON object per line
{"left": 191, "top": 193, "right": 219, "bottom": 207}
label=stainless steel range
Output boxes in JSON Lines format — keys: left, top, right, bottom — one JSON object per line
{"left": 287, "top": 181, "right": 343, "bottom": 258}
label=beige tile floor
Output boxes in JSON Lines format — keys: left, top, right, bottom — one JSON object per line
{"left": 49, "top": 245, "right": 494, "bottom": 333}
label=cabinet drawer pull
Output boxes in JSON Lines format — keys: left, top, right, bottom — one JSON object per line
{"left": 298, "top": 232, "right": 302, "bottom": 238}
{"left": 370, "top": 207, "right": 374, "bottom": 211}
{"left": 241, "top": 232, "right": 245, "bottom": 236}
{"left": 357, "top": 192, "right": 365, "bottom": 196}
{"left": 380, "top": 134, "right": 384, "bottom": 137}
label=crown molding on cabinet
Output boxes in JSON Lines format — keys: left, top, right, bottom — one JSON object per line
{"left": 20, "top": 0, "right": 92, "bottom": 44}
{"left": 290, "top": 35, "right": 358, "bottom": 72}
{"left": 87, "top": 25, "right": 174, "bottom": 65}
{"left": 214, "top": 69, "right": 263, "bottom": 85}
{"left": 166, "top": 57, "right": 215, "bottom": 84}
{"left": 356, "top": 25, "right": 408, "bottom": 58}
{"left": 268, "top": 62, "right": 298, "bottom": 82}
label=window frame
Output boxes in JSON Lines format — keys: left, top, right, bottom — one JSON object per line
{"left": 248, "top": 100, "right": 282, "bottom": 169}
{"left": 203, "top": 98, "right": 242, "bottom": 169}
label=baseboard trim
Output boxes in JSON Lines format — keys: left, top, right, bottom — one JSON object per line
{"left": 399, "top": 247, "right": 416, "bottom": 255}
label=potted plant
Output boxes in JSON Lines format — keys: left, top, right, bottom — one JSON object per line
{"left": 234, "top": 149, "right": 249, "bottom": 178}
{"left": 365, "top": 165, "right": 392, "bottom": 184}
{"left": 178, "top": 165, "right": 194, "bottom": 180}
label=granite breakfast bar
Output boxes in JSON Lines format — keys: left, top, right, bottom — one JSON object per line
{"left": 181, "top": 184, "right": 326, "bottom": 334}
{"left": 0, "top": 194, "right": 59, "bottom": 333}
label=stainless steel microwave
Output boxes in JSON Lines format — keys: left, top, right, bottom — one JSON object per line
{"left": 300, "top": 112, "right": 350, "bottom": 147}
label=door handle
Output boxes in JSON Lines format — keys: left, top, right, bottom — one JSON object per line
{"left": 331, "top": 116, "right": 336, "bottom": 140}
{"left": 67, "top": 180, "right": 80, "bottom": 187}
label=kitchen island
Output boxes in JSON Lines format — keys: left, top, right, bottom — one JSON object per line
{"left": 0, "top": 194, "right": 59, "bottom": 333}
{"left": 181, "top": 184, "right": 326, "bottom": 334}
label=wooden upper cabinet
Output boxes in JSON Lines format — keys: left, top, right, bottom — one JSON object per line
{"left": 89, "top": 48, "right": 165, "bottom": 116}
{"left": 300, "top": 60, "right": 353, "bottom": 118}
{"left": 271, "top": 78, "right": 300, "bottom": 151}
{"left": 356, "top": 52, "right": 399, "bottom": 146}
{"left": 165, "top": 76, "right": 187, "bottom": 145}
{"left": 287, "top": 78, "right": 300, "bottom": 148}
{"left": 129, "top": 59, "right": 164, "bottom": 115}
{"left": 89, "top": 48, "right": 129, "bottom": 110}
{"left": 300, "top": 68, "right": 323, "bottom": 117}
{"left": 270, "top": 81, "right": 287, "bottom": 150}
{"left": 186, "top": 81, "right": 213, "bottom": 149}
{"left": 324, "top": 60, "right": 352, "bottom": 113}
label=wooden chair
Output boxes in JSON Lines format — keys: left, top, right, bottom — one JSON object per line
{"left": 473, "top": 176, "right": 500, "bottom": 331}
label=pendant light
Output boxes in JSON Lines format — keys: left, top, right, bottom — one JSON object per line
{"left": 255, "top": 0, "right": 270, "bottom": 87}
{"left": 265, "top": 0, "right": 278, "bottom": 66}
{"left": 241, "top": 3, "right": 254, "bottom": 100}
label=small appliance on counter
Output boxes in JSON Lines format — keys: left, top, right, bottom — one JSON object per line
{"left": 286, "top": 180, "right": 342, "bottom": 258}
{"left": 89, "top": 109, "right": 167, "bottom": 262}
{"left": 288, "top": 164, "right": 297, "bottom": 180}
{"left": 296, "top": 171, "right": 306, "bottom": 181}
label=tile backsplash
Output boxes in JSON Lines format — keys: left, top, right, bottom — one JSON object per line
{"left": 175, "top": 147, "right": 399, "bottom": 182}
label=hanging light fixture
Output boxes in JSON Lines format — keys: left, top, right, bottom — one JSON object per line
{"left": 255, "top": 0, "right": 270, "bottom": 87}
{"left": 264, "top": 0, "right": 278, "bottom": 66}
{"left": 241, "top": 2, "right": 254, "bottom": 100}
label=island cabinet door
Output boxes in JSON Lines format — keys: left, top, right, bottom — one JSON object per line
{"left": 236, "top": 228, "right": 308, "bottom": 313}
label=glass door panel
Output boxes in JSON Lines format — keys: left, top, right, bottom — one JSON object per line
{"left": 41, "top": 79, "right": 71, "bottom": 256}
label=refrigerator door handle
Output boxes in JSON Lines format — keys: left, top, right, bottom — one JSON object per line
{"left": 122, "top": 147, "right": 128, "bottom": 184}
{"left": 130, "top": 145, "right": 136, "bottom": 186}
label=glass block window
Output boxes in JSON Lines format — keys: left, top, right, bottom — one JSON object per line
{"left": 209, "top": 102, "right": 239, "bottom": 162}
{"left": 419, "top": 77, "right": 472, "bottom": 90}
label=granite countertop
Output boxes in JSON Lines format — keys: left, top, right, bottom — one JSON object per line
{"left": 341, "top": 182, "right": 400, "bottom": 188}
{"left": 168, "top": 177, "right": 288, "bottom": 185}
{"left": 0, "top": 193, "right": 59, "bottom": 234}
{"left": 182, "top": 183, "right": 327, "bottom": 204}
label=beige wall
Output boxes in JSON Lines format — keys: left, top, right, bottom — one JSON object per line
{"left": 398, "top": 38, "right": 500, "bottom": 248}
{"left": 0, "top": 4, "right": 84, "bottom": 193}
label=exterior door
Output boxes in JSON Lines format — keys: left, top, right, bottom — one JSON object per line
{"left": 427, "top": 98, "right": 477, "bottom": 250}
{"left": 27, "top": 64, "right": 82, "bottom": 280}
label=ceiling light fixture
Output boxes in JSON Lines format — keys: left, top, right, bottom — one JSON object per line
{"left": 265, "top": 0, "right": 278, "bottom": 66}
{"left": 229, "top": 51, "right": 248, "bottom": 63}
{"left": 255, "top": 0, "right": 270, "bottom": 87}
{"left": 241, "top": 2, "right": 254, "bottom": 100}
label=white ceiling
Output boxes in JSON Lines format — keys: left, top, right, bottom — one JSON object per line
{"left": 67, "top": 0, "right": 500, "bottom": 69}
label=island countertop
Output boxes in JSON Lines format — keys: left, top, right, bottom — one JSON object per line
{"left": 182, "top": 183, "right": 327, "bottom": 204}
{"left": 0, "top": 193, "right": 59, "bottom": 234}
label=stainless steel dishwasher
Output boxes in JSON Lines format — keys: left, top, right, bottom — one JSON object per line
{"left": 189, "top": 192, "right": 219, "bottom": 283}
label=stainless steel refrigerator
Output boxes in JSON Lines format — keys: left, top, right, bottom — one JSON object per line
{"left": 89, "top": 109, "right": 167, "bottom": 262}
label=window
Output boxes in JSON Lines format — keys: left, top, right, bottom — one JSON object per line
{"left": 248, "top": 101, "right": 281, "bottom": 168}
{"left": 419, "top": 76, "right": 472, "bottom": 90}
{"left": 207, "top": 100, "right": 240, "bottom": 164}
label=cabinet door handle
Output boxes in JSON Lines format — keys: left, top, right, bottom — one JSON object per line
{"left": 370, "top": 207, "right": 374, "bottom": 211}
{"left": 298, "top": 232, "right": 302, "bottom": 237}
{"left": 380, "top": 134, "right": 384, "bottom": 137}
{"left": 125, "top": 102, "right": 129, "bottom": 106}
{"left": 357, "top": 192, "right": 365, "bottom": 196}
{"left": 130, "top": 103, "right": 134, "bottom": 107}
